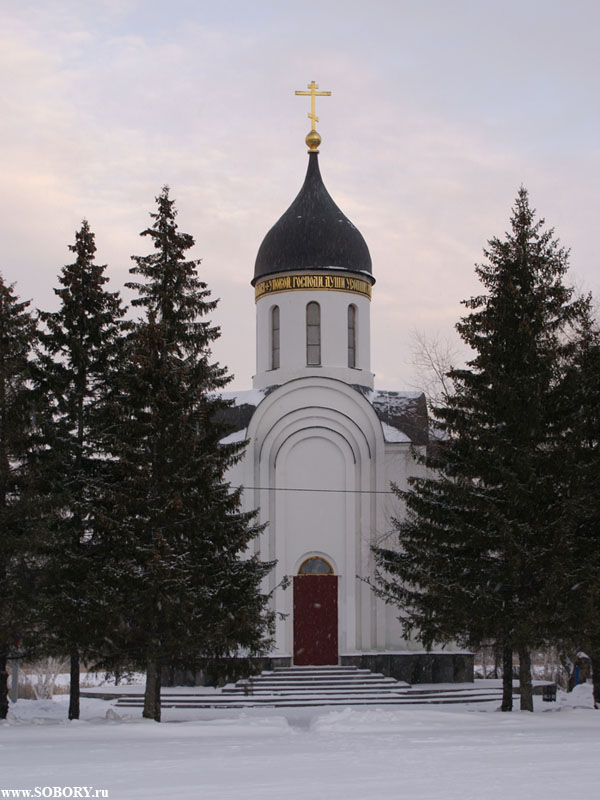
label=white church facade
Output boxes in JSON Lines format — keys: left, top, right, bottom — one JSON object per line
{"left": 221, "top": 90, "right": 472, "bottom": 683}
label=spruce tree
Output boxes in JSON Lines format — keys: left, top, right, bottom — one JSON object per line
{"left": 34, "top": 220, "right": 127, "bottom": 720}
{"left": 373, "top": 188, "right": 586, "bottom": 711}
{"left": 555, "top": 313, "right": 600, "bottom": 706}
{"left": 102, "top": 187, "right": 273, "bottom": 721}
{"left": 0, "top": 276, "right": 37, "bottom": 719}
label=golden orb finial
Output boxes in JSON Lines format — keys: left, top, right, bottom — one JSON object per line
{"left": 305, "top": 129, "right": 322, "bottom": 152}
{"left": 295, "top": 81, "right": 331, "bottom": 153}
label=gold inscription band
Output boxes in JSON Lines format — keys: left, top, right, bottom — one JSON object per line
{"left": 255, "top": 273, "right": 372, "bottom": 302}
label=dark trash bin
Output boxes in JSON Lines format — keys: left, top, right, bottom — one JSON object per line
{"left": 542, "top": 684, "right": 557, "bottom": 702}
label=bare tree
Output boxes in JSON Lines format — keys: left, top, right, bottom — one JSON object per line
{"left": 23, "top": 657, "right": 69, "bottom": 700}
{"left": 409, "top": 329, "right": 461, "bottom": 409}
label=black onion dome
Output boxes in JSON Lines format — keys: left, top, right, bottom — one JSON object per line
{"left": 252, "top": 152, "right": 373, "bottom": 285}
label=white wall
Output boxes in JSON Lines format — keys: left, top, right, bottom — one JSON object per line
{"left": 253, "top": 272, "right": 373, "bottom": 390}
{"left": 232, "top": 377, "right": 423, "bottom": 657}
{"left": 227, "top": 265, "right": 430, "bottom": 658}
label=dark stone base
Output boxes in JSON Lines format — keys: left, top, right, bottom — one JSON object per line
{"left": 340, "top": 652, "right": 474, "bottom": 684}
{"left": 163, "top": 656, "right": 292, "bottom": 687}
{"left": 163, "top": 652, "right": 473, "bottom": 687}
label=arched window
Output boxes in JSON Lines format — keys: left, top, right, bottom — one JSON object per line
{"left": 306, "top": 302, "right": 321, "bottom": 365}
{"left": 271, "top": 305, "right": 280, "bottom": 370}
{"left": 298, "top": 557, "right": 334, "bottom": 575}
{"left": 348, "top": 304, "right": 357, "bottom": 367}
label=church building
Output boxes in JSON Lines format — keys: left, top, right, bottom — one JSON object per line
{"left": 223, "top": 84, "right": 472, "bottom": 684}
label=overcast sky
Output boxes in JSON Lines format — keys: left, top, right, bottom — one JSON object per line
{"left": 2, "top": 0, "right": 599, "bottom": 390}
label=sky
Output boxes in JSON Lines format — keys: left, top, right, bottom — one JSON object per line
{"left": 2, "top": 0, "right": 599, "bottom": 390}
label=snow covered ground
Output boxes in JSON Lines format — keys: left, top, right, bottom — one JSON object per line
{"left": 1, "top": 685, "right": 599, "bottom": 800}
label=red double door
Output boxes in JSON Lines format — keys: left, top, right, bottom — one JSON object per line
{"left": 293, "top": 575, "right": 338, "bottom": 665}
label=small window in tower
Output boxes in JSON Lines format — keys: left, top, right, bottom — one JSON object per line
{"left": 348, "top": 304, "right": 357, "bottom": 368}
{"left": 271, "top": 305, "right": 280, "bottom": 370}
{"left": 306, "top": 302, "right": 321, "bottom": 365}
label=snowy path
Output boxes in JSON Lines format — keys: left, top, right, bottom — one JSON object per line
{"left": 1, "top": 690, "right": 599, "bottom": 800}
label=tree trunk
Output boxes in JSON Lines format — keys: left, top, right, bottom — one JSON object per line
{"left": 501, "top": 645, "right": 513, "bottom": 711}
{"left": 143, "top": 660, "right": 161, "bottom": 722}
{"left": 0, "top": 651, "right": 8, "bottom": 719}
{"left": 481, "top": 646, "right": 487, "bottom": 679}
{"left": 591, "top": 650, "right": 600, "bottom": 710}
{"left": 69, "top": 651, "right": 80, "bottom": 720}
{"left": 559, "top": 650, "right": 574, "bottom": 691}
{"left": 518, "top": 646, "right": 534, "bottom": 712}
{"left": 493, "top": 645, "right": 501, "bottom": 679}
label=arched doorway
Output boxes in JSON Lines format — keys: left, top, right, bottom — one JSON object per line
{"left": 293, "top": 557, "right": 338, "bottom": 666}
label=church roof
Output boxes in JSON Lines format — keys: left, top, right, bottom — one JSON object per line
{"left": 368, "top": 390, "right": 429, "bottom": 446}
{"left": 252, "top": 152, "right": 373, "bottom": 285}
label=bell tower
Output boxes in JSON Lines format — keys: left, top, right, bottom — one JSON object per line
{"left": 251, "top": 82, "right": 375, "bottom": 390}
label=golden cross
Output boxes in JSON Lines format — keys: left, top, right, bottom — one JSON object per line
{"left": 295, "top": 81, "right": 332, "bottom": 132}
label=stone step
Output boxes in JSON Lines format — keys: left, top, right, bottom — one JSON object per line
{"left": 89, "top": 666, "right": 553, "bottom": 709}
{"left": 110, "top": 687, "right": 502, "bottom": 702}
{"left": 269, "top": 666, "right": 371, "bottom": 674}
{"left": 224, "top": 687, "right": 409, "bottom": 696}
{"left": 223, "top": 680, "right": 403, "bottom": 692}
{"left": 243, "top": 672, "right": 394, "bottom": 681}
{"left": 404, "top": 687, "right": 499, "bottom": 696}
{"left": 240, "top": 672, "right": 395, "bottom": 684}
{"left": 225, "top": 669, "right": 411, "bottom": 693}
{"left": 115, "top": 687, "right": 501, "bottom": 700}
{"left": 225, "top": 665, "right": 410, "bottom": 700}
{"left": 115, "top": 692, "right": 504, "bottom": 709}
{"left": 118, "top": 693, "right": 410, "bottom": 705}
{"left": 224, "top": 682, "right": 405, "bottom": 691}
{"left": 248, "top": 667, "right": 395, "bottom": 678}
{"left": 108, "top": 661, "right": 513, "bottom": 709}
